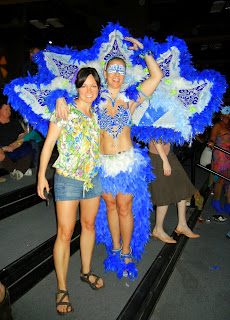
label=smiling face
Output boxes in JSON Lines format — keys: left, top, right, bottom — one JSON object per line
{"left": 104, "top": 58, "right": 126, "bottom": 90}
{"left": 77, "top": 74, "right": 99, "bottom": 105}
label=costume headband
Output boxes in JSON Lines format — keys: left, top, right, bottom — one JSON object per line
{"left": 103, "top": 38, "right": 126, "bottom": 70}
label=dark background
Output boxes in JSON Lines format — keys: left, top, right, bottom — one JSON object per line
{"left": 0, "top": 0, "right": 230, "bottom": 101}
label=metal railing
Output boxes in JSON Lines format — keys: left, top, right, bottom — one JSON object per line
{"left": 190, "top": 143, "right": 230, "bottom": 207}
{"left": 196, "top": 144, "right": 230, "bottom": 183}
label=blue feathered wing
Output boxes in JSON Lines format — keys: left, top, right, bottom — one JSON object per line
{"left": 4, "top": 22, "right": 227, "bottom": 144}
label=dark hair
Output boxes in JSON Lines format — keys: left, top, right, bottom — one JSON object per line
{"left": 75, "top": 67, "right": 101, "bottom": 89}
{"left": 105, "top": 57, "right": 126, "bottom": 70}
{"left": 29, "top": 47, "right": 40, "bottom": 53}
{"left": 0, "top": 95, "right": 8, "bottom": 109}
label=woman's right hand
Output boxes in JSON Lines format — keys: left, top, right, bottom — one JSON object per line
{"left": 37, "top": 176, "right": 50, "bottom": 200}
{"left": 56, "top": 97, "right": 70, "bottom": 120}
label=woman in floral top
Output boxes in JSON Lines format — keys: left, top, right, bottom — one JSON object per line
{"left": 37, "top": 68, "right": 104, "bottom": 315}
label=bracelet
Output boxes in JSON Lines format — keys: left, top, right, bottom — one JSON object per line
{"left": 18, "top": 142, "right": 21, "bottom": 146}
{"left": 139, "top": 48, "right": 152, "bottom": 59}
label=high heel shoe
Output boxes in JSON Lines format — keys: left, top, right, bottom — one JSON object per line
{"left": 174, "top": 228, "right": 200, "bottom": 238}
{"left": 211, "top": 200, "right": 225, "bottom": 213}
{"left": 152, "top": 231, "right": 176, "bottom": 244}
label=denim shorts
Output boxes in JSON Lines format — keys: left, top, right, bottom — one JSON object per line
{"left": 54, "top": 172, "right": 103, "bottom": 201}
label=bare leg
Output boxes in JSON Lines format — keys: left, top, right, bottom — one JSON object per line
{"left": 0, "top": 282, "right": 13, "bottom": 320}
{"left": 152, "top": 205, "right": 176, "bottom": 243}
{"left": 80, "top": 196, "right": 103, "bottom": 288}
{"left": 153, "top": 205, "right": 168, "bottom": 232}
{"left": 175, "top": 199, "right": 200, "bottom": 238}
{"left": 116, "top": 192, "right": 133, "bottom": 255}
{"left": 214, "top": 182, "right": 223, "bottom": 201}
{"left": 0, "top": 283, "right": 5, "bottom": 303}
{"left": 54, "top": 200, "right": 78, "bottom": 314}
{"left": 225, "top": 186, "right": 230, "bottom": 203}
{"left": 102, "top": 192, "right": 121, "bottom": 250}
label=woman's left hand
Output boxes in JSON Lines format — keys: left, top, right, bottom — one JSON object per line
{"left": 163, "top": 161, "right": 172, "bottom": 176}
{"left": 2, "top": 146, "right": 14, "bottom": 152}
{"left": 9, "top": 139, "right": 24, "bottom": 150}
{"left": 124, "top": 37, "right": 143, "bottom": 51}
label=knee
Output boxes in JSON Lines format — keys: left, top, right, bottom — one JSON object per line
{"left": 81, "top": 218, "right": 95, "bottom": 232}
{"left": 57, "top": 226, "right": 74, "bottom": 243}
{"left": 117, "top": 202, "right": 132, "bottom": 217}
{"left": 0, "top": 149, "right": 5, "bottom": 162}
{"left": 105, "top": 198, "right": 116, "bottom": 212}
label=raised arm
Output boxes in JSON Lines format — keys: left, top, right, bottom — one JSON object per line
{"left": 124, "top": 37, "right": 163, "bottom": 114}
{"left": 37, "top": 121, "right": 61, "bottom": 199}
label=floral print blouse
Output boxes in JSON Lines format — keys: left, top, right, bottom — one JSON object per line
{"left": 50, "top": 103, "right": 100, "bottom": 190}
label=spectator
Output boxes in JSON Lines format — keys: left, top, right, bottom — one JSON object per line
{"left": 148, "top": 140, "right": 200, "bottom": 243}
{"left": 16, "top": 127, "right": 44, "bottom": 168}
{"left": 0, "top": 282, "right": 13, "bottom": 320}
{"left": 0, "top": 96, "right": 33, "bottom": 180}
{"left": 22, "top": 47, "right": 40, "bottom": 77}
{"left": 208, "top": 106, "right": 230, "bottom": 214}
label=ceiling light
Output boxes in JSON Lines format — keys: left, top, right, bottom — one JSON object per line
{"left": 46, "top": 18, "right": 64, "bottom": 28}
{"left": 139, "top": 0, "right": 145, "bottom": 5}
{"left": 29, "top": 19, "right": 47, "bottom": 29}
{"left": 210, "top": 1, "right": 226, "bottom": 13}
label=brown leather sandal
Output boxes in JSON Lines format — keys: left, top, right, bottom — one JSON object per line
{"left": 56, "top": 289, "right": 74, "bottom": 316}
{"left": 80, "top": 269, "right": 105, "bottom": 290}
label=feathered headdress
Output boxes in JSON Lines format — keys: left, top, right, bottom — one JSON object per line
{"left": 221, "top": 105, "right": 230, "bottom": 114}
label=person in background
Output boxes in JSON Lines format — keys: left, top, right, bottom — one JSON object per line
{"left": 37, "top": 68, "right": 104, "bottom": 315}
{"left": 22, "top": 47, "right": 40, "bottom": 77}
{"left": 0, "top": 96, "right": 32, "bottom": 180}
{"left": 0, "top": 148, "right": 6, "bottom": 182}
{"left": 0, "top": 282, "right": 13, "bottom": 320}
{"left": 148, "top": 140, "right": 200, "bottom": 243}
{"left": 0, "top": 177, "right": 6, "bottom": 183}
{"left": 208, "top": 106, "right": 230, "bottom": 215}
{"left": 16, "top": 128, "right": 43, "bottom": 168}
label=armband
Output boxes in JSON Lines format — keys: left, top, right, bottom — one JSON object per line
{"left": 139, "top": 48, "right": 152, "bottom": 59}
{"left": 18, "top": 142, "right": 21, "bottom": 146}
{"left": 136, "top": 84, "right": 151, "bottom": 100}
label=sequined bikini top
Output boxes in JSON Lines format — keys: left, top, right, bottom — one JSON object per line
{"left": 97, "top": 91, "right": 132, "bottom": 147}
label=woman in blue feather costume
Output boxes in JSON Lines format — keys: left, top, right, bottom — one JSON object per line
{"left": 55, "top": 36, "right": 163, "bottom": 279}
{"left": 3, "top": 22, "right": 227, "bottom": 279}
